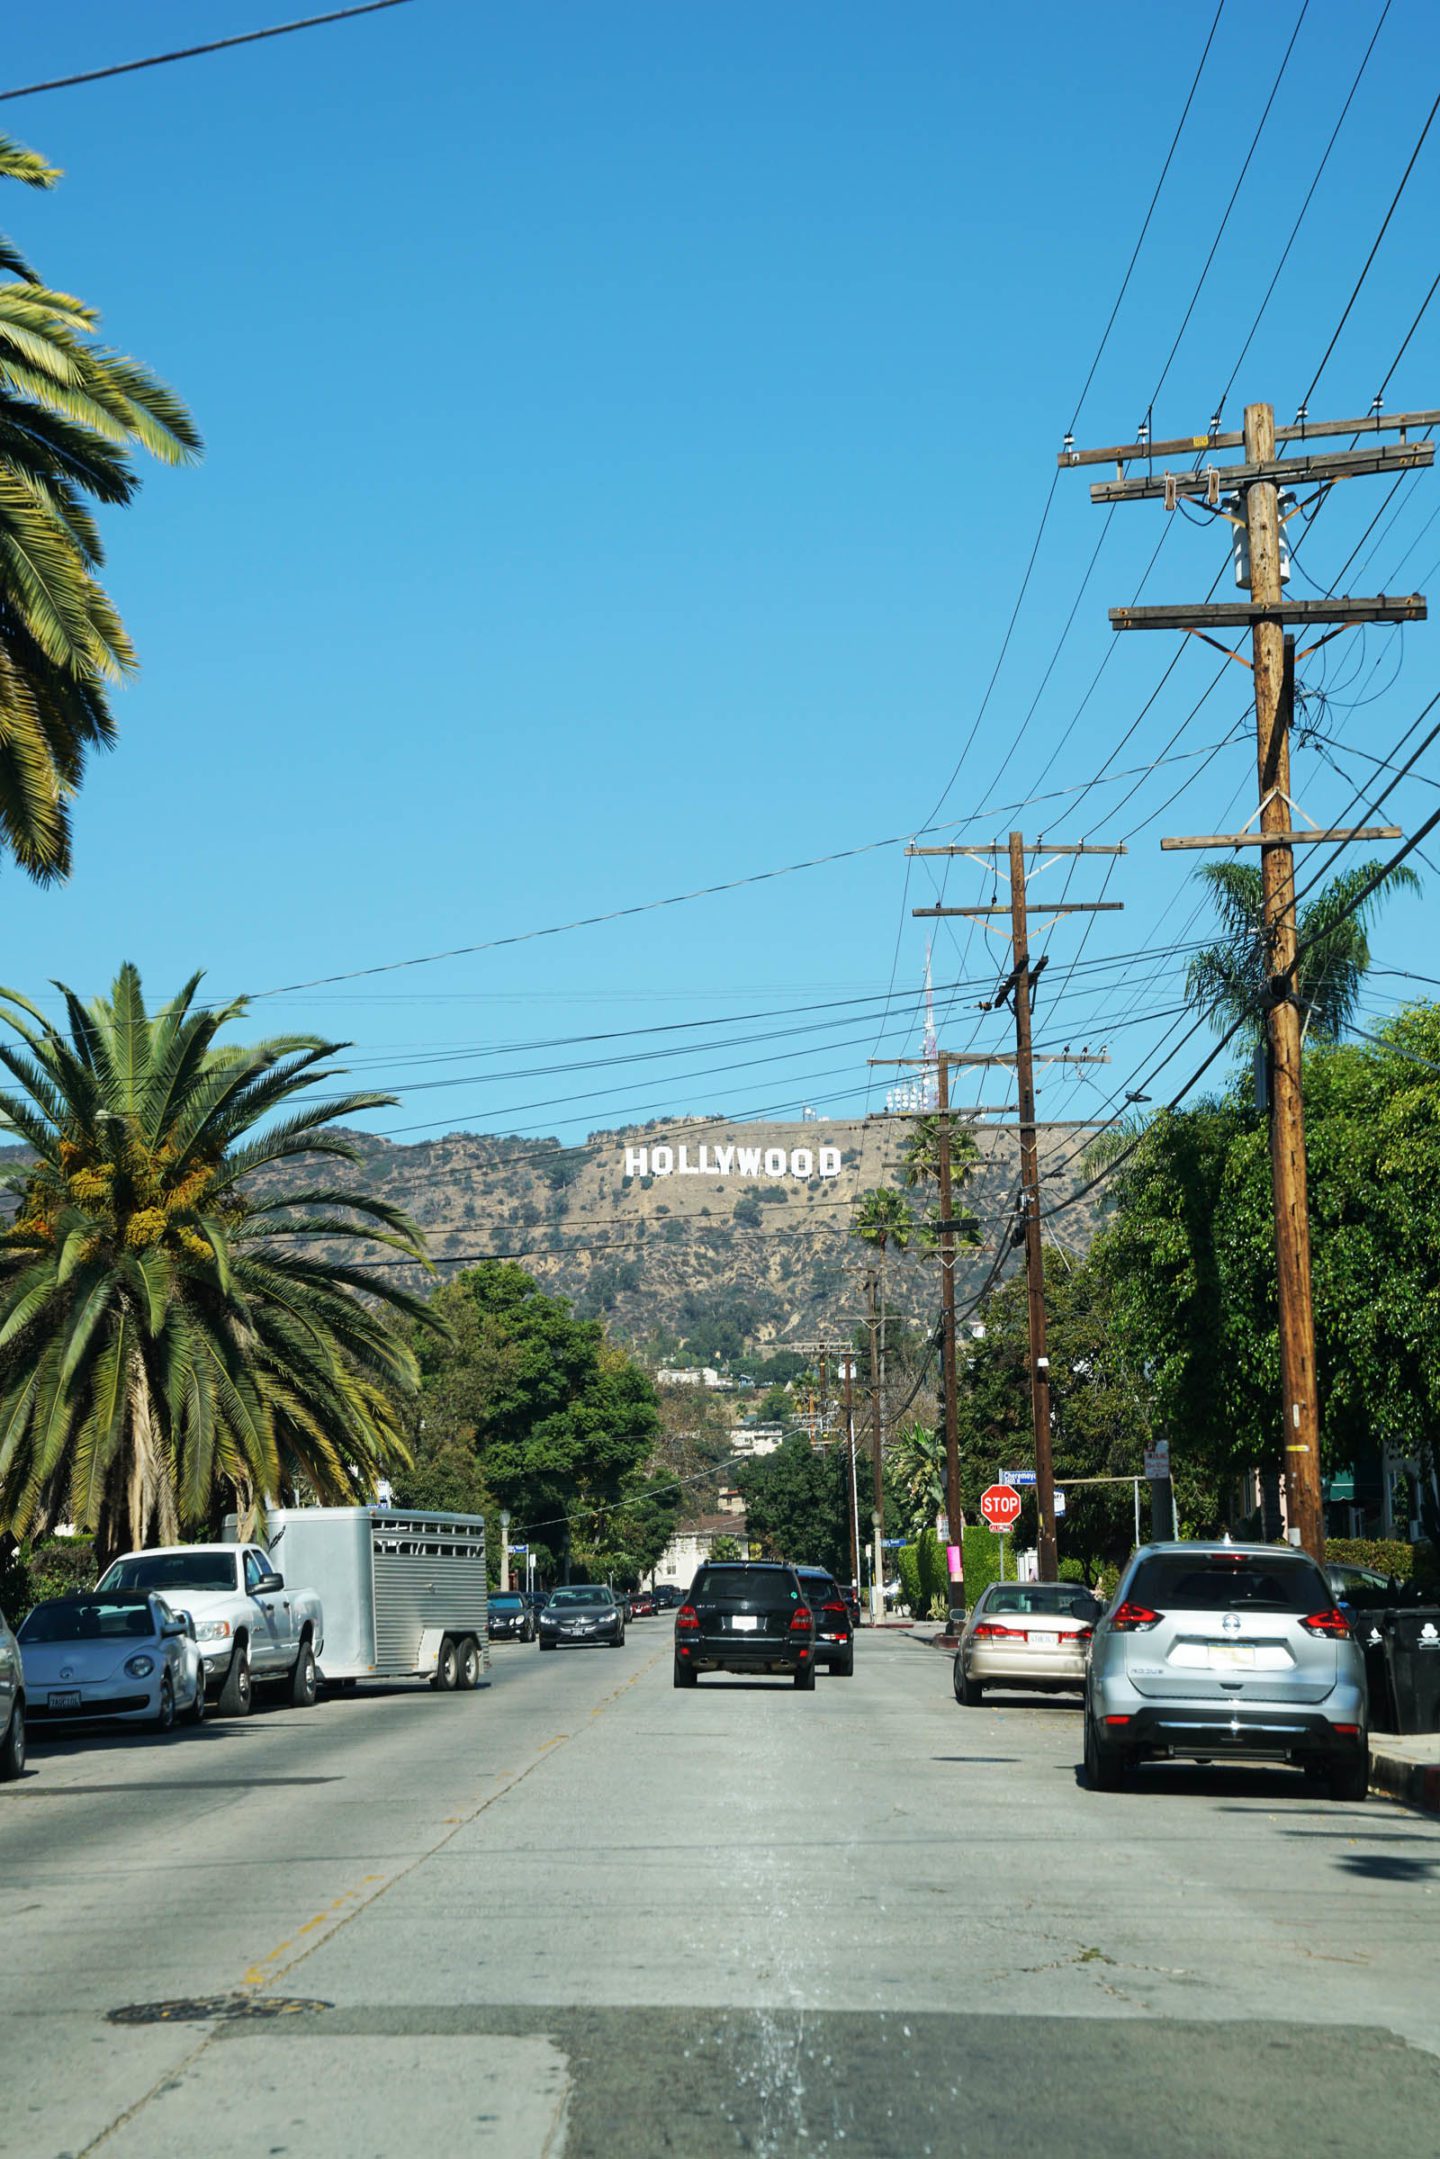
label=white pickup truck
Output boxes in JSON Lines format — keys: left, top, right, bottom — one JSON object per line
{"left": 96, "top": 1543, "right": 324, "bottom": 1718}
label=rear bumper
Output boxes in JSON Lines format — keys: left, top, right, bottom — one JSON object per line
{"left": 1104, "top": 1702, "right": 1367, "bottom": 1761}
{"left": 966, "top": 1645, "right": 1086, "bottom": 1688}
{"left": 679, "top": 1632, "right": 810, "bottom": 1674}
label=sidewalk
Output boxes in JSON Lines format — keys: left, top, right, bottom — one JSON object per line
{"left": 1370, "top": 1731, "right": 1440, "bottom": 1816}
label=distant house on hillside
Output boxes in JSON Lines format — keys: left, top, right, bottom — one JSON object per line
{"left": 732, "top": 1423, "right": 783, "bottom": 1457}
{"left": 654, "top": 1513, "right": 749, "bottom": 1589}
{"left": 655, "top": 1365, "right": 733, "bottom": 1390}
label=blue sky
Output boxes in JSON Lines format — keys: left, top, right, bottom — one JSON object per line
{"left": 1, "top": 0, "right": 1437, "bottom": 1147}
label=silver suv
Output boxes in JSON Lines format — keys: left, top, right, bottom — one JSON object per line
{"left": 0, "top": 1607, "right": 24, "bottom": 1780}
{"left": 1084, "top": 1541, "right": 1368, "bottom": 1801}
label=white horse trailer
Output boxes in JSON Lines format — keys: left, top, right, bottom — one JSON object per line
{"left": 226, "top": 1507, "right": 490, "bottom": 1690}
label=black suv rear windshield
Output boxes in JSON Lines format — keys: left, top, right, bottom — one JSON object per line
{"left": 1129, "top": 1553, "right": 1329, "bottom": 1612}
{"left": 691, "top": 1565, "right": 797, "bottom": 1603}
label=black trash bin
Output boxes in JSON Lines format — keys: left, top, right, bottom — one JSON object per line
{"left": 1382, "top": 1607, "right": 1440, "bottom": 1735}
{"left": 1353, "top": 1611, "right": 1397, "bottom": 1732}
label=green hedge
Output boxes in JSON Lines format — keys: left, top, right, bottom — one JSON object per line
{"left": 0, "top": 1537, "right": 97, "bottom": 1629}
{"left": 1325, "top": 1536, "right": 1438, "bottom": 1592}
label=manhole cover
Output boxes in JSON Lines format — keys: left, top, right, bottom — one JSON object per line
{"left": 108, "top": 1993, "right": 331, "bottom": 2026}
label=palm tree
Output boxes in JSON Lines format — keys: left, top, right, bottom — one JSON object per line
{"left": 0, "top": 966, "right": 435, "bottom": 1560}
{"left": 1, "top": 134, "right": 199, "bottom": 880}
{"left": 1184, "top": 858, "right": 1419, "bottom": 1045}
{"left": 886, "top": 1419, "right": 946, "bottom": 1541}
{"left": 898, "top": 1112, "right": 981, "bottom": 1249}
{"left": 850, "top": 1186, "right": 914, "bottom": 1261}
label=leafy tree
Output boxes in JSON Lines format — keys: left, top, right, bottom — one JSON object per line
{"left": 412, "top": 1261, "right": 660, "bottom": 1577}
{"left": 737, "top": 1432, "right": 852, "bottom": 1578}
{"left": 573, "top": 1469, "right": 680, "bottom": 1588}
{"left": 1091, "top": 1004, "right": 1440, "bottom": 1519}
{"left": 1184, "top": 859, "right": 1418, "bottom": 1045}
{"left": 709, "top": 1533, "right": 743, "bottom": 1562}
{"left": 0, "top": 967, "right": 431, "bottom": 1561}
{"left": 0, "top": 135, "right": 200, "bottom": 879}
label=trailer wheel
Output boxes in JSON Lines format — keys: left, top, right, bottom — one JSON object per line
{"left": 455, "top": 1636, "right": 482, "bottom": 1690}
{"left": 432, "top": 1635, "right": 459, "bottom": 1691}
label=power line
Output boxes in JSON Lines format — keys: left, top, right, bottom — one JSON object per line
{"left": 1298, "top": 83, "right": 1440, "bottom": 412}
{"left": 0, "top": 2, "right": 415, "bottom": 102}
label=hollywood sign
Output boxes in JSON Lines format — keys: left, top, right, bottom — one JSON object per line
{"left": 625, "top": 1143, "right": 842, "bottom": 1181}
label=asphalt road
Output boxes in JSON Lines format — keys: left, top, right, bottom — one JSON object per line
{"left": 2, "top": 1627, "right": 1438, "bottom": 2158}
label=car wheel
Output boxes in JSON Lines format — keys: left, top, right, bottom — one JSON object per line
{"left": 185, "top": 1675, "right": 207, "bottom": 1725}
{"left": 834, "top": 1647, "right": 855, "bottom": 1678}
{"left": 673, "top": 1660, "right": 697, "bottom": 1688}
{"left": 1084, "top": 1708, "right": 1123, "bottom": 1791}
{"left": 218, "top": 1645, "right": 252, "bottom": 1719}
{"left": 794, "top": 1663, "right": 816, "bottom": 1692}
{"left": 1328, "top": 1748, "right": 1370, "bottom": 1803}
{"left": 288, "top": 1635, "right": 318, "bottom": 1709}
{"left": 153, "top": 1674, "right": 176, "bottom": 1734}
{"left": 956, "top": 1663, "right": 984, "bottom": 1707}
{"left": 456, "top": 1636, "right": 482, "bottom": 1690}
{"left": 0, "top": 1700, "right": 24, "bottom": 1781}
{"left": 433, "top": 1636, "right": 459, "bottom": 1691}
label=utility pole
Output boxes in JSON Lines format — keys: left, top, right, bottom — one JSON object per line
{"left": 867, "top": 1052, "right": 989, "bottom": 1600}
{"left": 908, "top": 839, "right": 1123, "bottom": 1581}
{"left": 843, "top": 1349, "right": 860, "bottom": 1598}
{"left": 1009, "top": 833, "right": 1057, "bottom": 1584}
{"left": 867, "top": 1274, "right": 884, "bottom": 1624}
{"left": 1062, "top": 401, "right": 1433, "bottom": 1561}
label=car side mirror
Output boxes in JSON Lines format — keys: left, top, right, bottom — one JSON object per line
{"left": 256, "top": 1571, "right": 284, "bottom": 1595}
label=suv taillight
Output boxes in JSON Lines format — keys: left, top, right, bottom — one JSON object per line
{"left": 822, "top": 1601, "right": 848, "bottom": 1617}
{"left": 675, "top": 1604, "right": 700, "bottom": 1632}
{"left": 1302, "top": 1607, "right": 1353, "bottom": 1639}
{"left": 789, "top": 1606, "right": 814, "bottom": 1633}
{"left": 1111, "top": 1601, "right": 1161, "bottom": 1632}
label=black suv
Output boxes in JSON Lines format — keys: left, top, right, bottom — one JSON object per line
{"left": 793, "top": 1566, "right": 855, "bottom": 1676}
{"left": 674, "top": 1562, "right": 817, "bottom": 1690}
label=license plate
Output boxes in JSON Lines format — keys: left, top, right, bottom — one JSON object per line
{"left": 1028, "top": 1632, "right": 1060, "bottom": 1650}
{"left": 48, "top": 1690, "right": 82, "bottom": 1711}
{"left": 1210, "top": 1644, "right": 1254, "bottom": 1668}
{"left": 730, "top": 1614, "right": 759, "bottom": 1632}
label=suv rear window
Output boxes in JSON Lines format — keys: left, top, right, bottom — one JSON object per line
{"left": 1128, "top": 1554, "right": 1329, "bottom": 1612}
{"left": 691, "top": 1566, "right": 796, "bottom": 1602}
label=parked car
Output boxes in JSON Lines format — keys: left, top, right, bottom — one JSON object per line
{"left": 673, "top": 1561, "right": 816, "bottom": 1690}
{"left": 953, "top": 1581, "right": 1101, "bottom": 1704}
{"left": 837, "top": 1582, "right": 861, "bottom": 1627}
{"left": 0, "top": 1606, "right": 23, "bottom": 1779}
{"left": 627, "top": 1589, "right": 656, "bottom": 1620}
{"left": 793, "top": 1566, "right": 854, "bottom": 1675}
{"left": 1085, "top": 1540, "right": 1368, "bottom": 1801}
{"left": 538, "top": 1586, "right": 626, "bottom": 1650}
{"left": 1326, "top": 1561, "right": 1395, "bottom": 1603}
{"left": 523, "top": 1589, "right": 549, "bottom": 1621}
{"left": 98, "top": 1542, "right": 323, "bottom": 1717}
{"left": 488, "top": 1591, "right": 535, "bottom": 1643}
{"left": 19, "top": 1592, "right": 206, "bottom": 1733}
{"left": 652, "top": 1584, "right": 681, "bottom": 1611}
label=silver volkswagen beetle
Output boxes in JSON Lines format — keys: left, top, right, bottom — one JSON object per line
{"left": 0, "top": 1605, "right": 23, "bottom": 1779}
{"left": 19, "top": 1591, "right": 207, "bottom": 1734}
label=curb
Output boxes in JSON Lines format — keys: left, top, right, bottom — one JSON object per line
{"left": 1370, "top": 1747, "right": 1440, "bottom": 1816}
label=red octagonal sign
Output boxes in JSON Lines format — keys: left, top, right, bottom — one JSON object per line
{"left": 979, "top": 1483, "right": 1023, "bottom": 1532}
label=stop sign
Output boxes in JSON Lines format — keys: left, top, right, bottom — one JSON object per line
{"left": 979, "top": 1483, "right": 1023, "bottom": 1532}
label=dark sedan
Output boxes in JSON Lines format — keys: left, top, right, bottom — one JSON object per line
{"left": 487, "top": 1592, "right": 535, "bottom": 1643}
{"left": 793, "top": 1566, "right": 854, "bottom": 1676}
{"left": 673, "top": 1561, "right": 816, "bottom": 1690}
{"left": 538, "top": 1586, "right": 626, "bottom": 1650}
